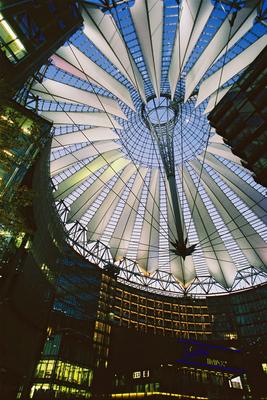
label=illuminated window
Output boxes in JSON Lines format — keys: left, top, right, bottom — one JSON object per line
{"left": 35, "top": 360, "right": 55, "bottom": 379}
{"left": 262, "top": 363, "right": 267, "bottom": 374}
{"left": 30, "top": 382, "right": 91, "bottom": 399}
{"left": 35, "top": 359, "right": 93, "bottom": 387}
{"left": 0, "top": 13, "right": 27, "bottom": 62}
{"left": 229, "top": 376, "right": 243, "bottom": 390}
{"left": 224, "top": 332, "right": 238, "bottom": 340}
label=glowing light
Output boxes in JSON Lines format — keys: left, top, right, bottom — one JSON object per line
{"left": 0, "top": 13, "right": 25, "bottom": 51}
{"left": 111, "top": 392, "right": 208, "bottom": 399}
{"left": 3, "top": 149, "right": 14, "bottom": 157}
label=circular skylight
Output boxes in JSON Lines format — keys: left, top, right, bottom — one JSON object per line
{"left": 31, "top": 0, "right": 267, "bottom": 296}
{"left": 144, "top": 96, "right": 176, "bottom": 125}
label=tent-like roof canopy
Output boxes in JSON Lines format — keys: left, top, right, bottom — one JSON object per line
{"left": 32, "top": 0, "right": 267, "bottom": 296}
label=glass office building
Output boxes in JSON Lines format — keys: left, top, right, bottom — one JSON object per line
{"left": 0, "top": 1, "right": 267, "bottom": 399}
{"left": 208, "top": 46, "right": 267, "bottom": 187}
{"left": 0, "top": 0, "right": 82, "bottom": 91}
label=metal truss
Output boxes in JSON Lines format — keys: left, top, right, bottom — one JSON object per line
{"left": 80, "top": 0, "right": 132, "bottom": 11}
{"left": 216, "top": 0, "right": 267, "bottom": 25}
{"left": 64, "top": 217, "right": 267, "bottom": 298}
{"left": 15, "top": 62, "right": 51, "bottom": 108}
{"left": 22, "top": 0, "right": 267, "bottom": 297}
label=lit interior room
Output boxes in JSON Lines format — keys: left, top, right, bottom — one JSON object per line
{"left": 0, "top": 1, "right": 266, "bottom": 399}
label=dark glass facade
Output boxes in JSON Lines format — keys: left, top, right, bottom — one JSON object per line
{"left": 208, "top": 46, "right": 267, "bottom": 187}
{"left": 0, "top": 105, "right": 52, "bottom": 399}
{"left": 0, "top": 0, "right": 82, "bottom": 90}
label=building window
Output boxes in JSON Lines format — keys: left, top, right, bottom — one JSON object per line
{"left": 229, "top": 376, "right": 243, "bottom": 389}
{"left": 224, "top": 332, "right": 238, "bottom": 340}
{"left": 262, "top": 363, "right": 267, "bottom": 374}
{"left": 15, "top": 12, "right": 45, "bottom": 47}
{"left": 0, "top": 13, "right": 27, "bottom": 62}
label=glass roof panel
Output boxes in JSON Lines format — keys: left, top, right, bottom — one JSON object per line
{"left": 30, "top": 0, "right": 267, "bottom": 296}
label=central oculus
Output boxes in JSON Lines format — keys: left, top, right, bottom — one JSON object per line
{"left": 142, "top": 94, "right": 179, "bottom": 128}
